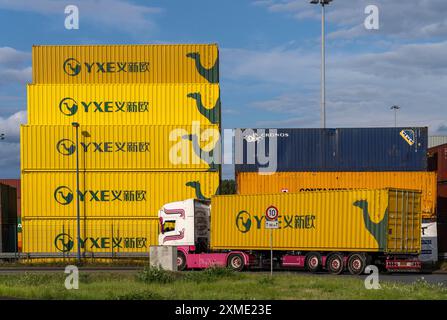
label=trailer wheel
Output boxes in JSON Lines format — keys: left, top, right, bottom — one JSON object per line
{"left": 305, "top": 252, "right": 322, "bottom": 273}
{"left": 227, "top": 254, "right": 245, "bottom": 272}
{"left": 326, "top": 253, "right": 344, "bottom": 275}
{"left": 347, "top": 253, "right": 366, "bottom": 275}
{"left": 177, "top": 251, "right": 187, "bottom": 271}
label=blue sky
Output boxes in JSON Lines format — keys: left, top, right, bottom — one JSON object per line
{"left": 0, "top": 0, "right": 446, "bottom": 178}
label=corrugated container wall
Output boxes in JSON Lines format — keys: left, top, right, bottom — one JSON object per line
{"left": 27, "top": 84, "right": 221, "bottom": 125}
{"left": 429, "top": 136, "right": 447, "bottom": 148}
{"left": 21, "top": 125, "right": 220, "bottom": 171}
{"left": 428, "top": 143, "right": 447, "bottom": 182}
{"left": 234, "top": 127, "right": 428, "bottom": 173}
{"left": 0, "top": 179, "right": 20, "bottom": 217}
{"left": 0, "top": 184, "right": 18, "bottom": 252}
{"left": 210, "top": 189, "right": 421, "bottom": 254}
{"left": 237, "top": 172, "right": 437, "bottom": 219}
{"left": 21, "top": 171, "right": 219, "bottom": 219}
{"left": 0, "top": 179, "right": 21, "bottom": 251}
{"left": 22, "top": 217, "right": 159, "bottom": 254}
{"left": 23, "top": 43, "right": 222, "bottom": 256}
{"left": 32, "top": 44, "right": 219, "bottom": 84}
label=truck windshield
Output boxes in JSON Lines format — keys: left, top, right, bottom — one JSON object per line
{"left": 160, "top": 220, "right": 175, "bottom": 234}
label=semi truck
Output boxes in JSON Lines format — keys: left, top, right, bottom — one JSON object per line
{"left": 158, "top": 189, "right": 422, "bottom": 274}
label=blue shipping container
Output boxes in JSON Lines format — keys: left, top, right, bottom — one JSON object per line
{"left": 234, "top": 127, "right": 428, "bottom": 173}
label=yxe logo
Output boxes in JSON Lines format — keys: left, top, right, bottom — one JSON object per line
{"left": 54, "top": 232, "right": 147, "bottom": 252}
{"left": 236, "top": 211, "right": 252, "bottom": 233}
{"left": 56, "top": 139, "right": 150, "bottom": 155}
{"left": 53, "top": 186, "right": 147, "bottom": 205}
{"left": 400, "top": 129, "right": 415, "bottom": 146}
{"left": 235, "top": 210, "right": 315, "bottom": 233}
{"left": 57, "top": 139, "right": 76, "bottom": 156}
{"left": 63, "top": 58, "right": 82, "bottom": 76}
{"left": 58, "top": 97, "right": 149, "bottom": 116}
{"left": 62, "top": 58, "right": 150, "bottom": 76}
{"left": 54, "top": 186, "right": 74, "bottom": 205}
{"left": 54, "top": 233, "right": 75, "bottom": 252}
{"left": 59, "top": 97, "right": 79, "bottom": 116}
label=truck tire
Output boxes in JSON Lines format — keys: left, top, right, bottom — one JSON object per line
{"left": 227, "top": 253, "right": 245, "bottom": 272}
{"left": 177, "top": 251, "right": 187, "bottom": 271}
{"left": 347, "top": 253, "right": 366, "bottom": 275}
{"left": 305, "top": 252, "right": 322, "bottom": 273}
{"left": 326, "top": 253, "right": 344, "bottom": 275}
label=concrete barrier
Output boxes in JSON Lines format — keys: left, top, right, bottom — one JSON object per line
{"left": 150, "top": 246, "right": 177, "bottom": 271}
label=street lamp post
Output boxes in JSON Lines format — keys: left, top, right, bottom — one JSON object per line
{"left": 390, "top": 105, "right": 400, "bottom": 127}
{"left": 310, "top": 0, "right": 333, "bottom": 129}
{"left": 71, "top": 122, "right": 81, "bottom": 263}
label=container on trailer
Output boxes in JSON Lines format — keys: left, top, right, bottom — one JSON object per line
{"left": 428, "top": 143, "right": 447, "bottom": 182}
{"left": 210, "top": 189, "right": 421, "bottom": 254}
{"left": 32, "top": 44, "right": 219, "bottom": 84}
{"left": 0, "top": 179, "right": 21, "bottom": 251}
{"left": 21, "top": 171, "right": 219, "bottom": 219}
{"left": 234, "top": 127, "right": 428, "bottom": 173}
{"left": 22, "top": 217, "right": 159, "bottom": 254}
{"left": 429, "top": 136, "right": 447, "bottom": 148}
{"left": 236, "top": 171, "right": 437, "bottom": 219}
{"left": 420, "top": 221, "right": 438, "bottom": 263}
{"left": 0, "top": 183, "right": 18, "bottom": 252}
{"left": 21, "top": 125, "right": 220, "bottom": 171}
{"left": 27, "top": 83, "right": 221, "bottom": 125}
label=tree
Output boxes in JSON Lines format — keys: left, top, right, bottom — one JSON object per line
{"left": 219, "top": 180, "right": 236, "bottom": 195}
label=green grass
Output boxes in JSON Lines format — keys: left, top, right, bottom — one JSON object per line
{"left": 0, "top": 266, "right": 446, "bottom": 300}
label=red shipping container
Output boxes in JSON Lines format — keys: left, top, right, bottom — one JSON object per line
{"left": 438, "top": 183, "right": 447, "bottom": 222}
{"left": 428, "top": 143, "right": 447, "bottom": 182}
{"left": 0, "top": 179, "right": 20, "bottom": 218}
{"left": 437, "top": 222, "right": 447, "bottom": 254}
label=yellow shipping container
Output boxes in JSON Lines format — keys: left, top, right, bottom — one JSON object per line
{"left": 21, "top": 171, "right": 219, "bottom": 218}
{"left": 32, "top": 44, "right": 219, "bottom": 84}
{"left": 237, "top": 172, "right": 437, "bottom": 219}
{"left": 21, "top": 125, "right": 220, "bottom": 171}
{"left": 22, "top": 217, "right": 159, "bottom": 254}
{"left": 211, "top": 189, "right": 421, "bottom": 254}
{"left": 27, "top": 83, "right": 220, "bottom": 125}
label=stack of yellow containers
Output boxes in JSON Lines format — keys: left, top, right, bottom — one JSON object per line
{"left": 21, "top": 44, "right": 221, "bottom": 256}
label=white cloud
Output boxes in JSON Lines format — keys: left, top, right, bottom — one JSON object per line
{"left": 254, "top": 0, "right": 447, "bottom": 41}
{"left": 0, "top": 142, "right": 20, "bottom": 177}
{"left": 0, "top": 110, "right": 27, "bottom": 143}
{"left": 0, "top": 67, "right": 31, "bottom": 85}
{"left": 0, "top": 47, "right": 30, "bottom": 65}
{"left": 0, "top": 111, "right": 25, "bottom": 177}
{"left": 222, "top": 40, "right": 447, "bottom": 133}
{"left": 0, "top": 47, "right": 31, "bottom": 86}
{"left": 0, "top": 0, "right": 163, "bottom": 33}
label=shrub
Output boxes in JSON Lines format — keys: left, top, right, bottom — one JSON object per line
{"left": 136, "top": 265, "right": 175, "bottom": 284}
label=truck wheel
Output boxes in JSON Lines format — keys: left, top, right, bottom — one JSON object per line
{"left": 326, "top": 253, "right": 344, "bottom": 275}
{"left": 227, "top": 254, "right": 245, "bottom": 272}
{"left": 177, "top": 251, "right": 187, "bottom": 271}
{"left": 347, "top": 253, "right": 366, "bottom": 275}
{"left": 305, "top": 252, "right": 321, "bottom": 273}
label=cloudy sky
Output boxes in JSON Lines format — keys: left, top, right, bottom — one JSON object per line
{"left": 0, "top": 0, "right": 446, "bottom": 178}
